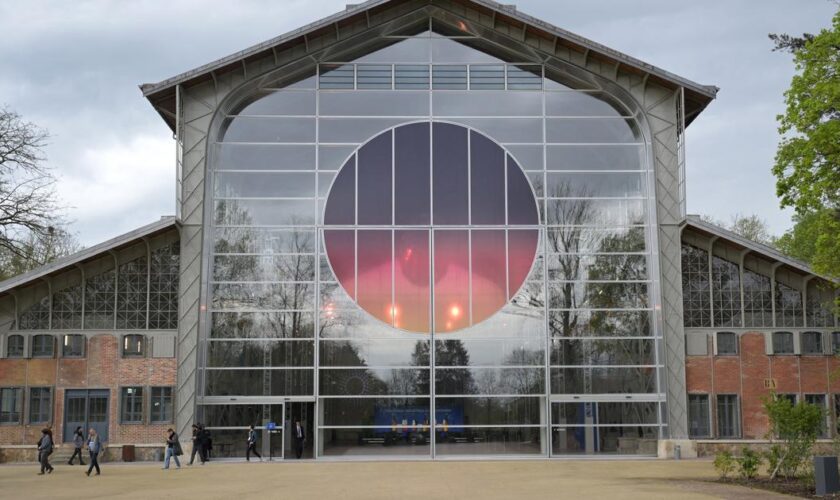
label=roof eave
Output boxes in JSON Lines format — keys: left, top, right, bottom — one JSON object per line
{"left": 140, "top": 0, "right": 717, "bottom": 131}
{"left": 0, "top": 217, "right": 179, "bottom": 296}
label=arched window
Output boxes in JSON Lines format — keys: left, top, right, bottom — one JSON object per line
{"left": 31, "top": 334, "right": 55, "bottom": 358}
{"left": 6, "top": 334, "right": 24, "bottom": 357}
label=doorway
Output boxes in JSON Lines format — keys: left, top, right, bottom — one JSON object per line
{"left": 284, "top": 402, "right": 314, "bottom": 459}
{"left": 64, "top": 389, "right": 109, "bottom": 442}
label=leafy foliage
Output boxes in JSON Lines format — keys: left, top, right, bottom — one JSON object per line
{"left": 763, "top": 393, "right": 825, "bottom": 479}
{"left": 736, "top": 447, "right": 762, "bottom": 479}
{"left": 699, "top": 213, "right": 775, "bottom": 245}
{"left": 772, "top": 10, "right": 840, "bottom": 214}
{"left": 714, "top": 450, "right": 736, "bottom": 479}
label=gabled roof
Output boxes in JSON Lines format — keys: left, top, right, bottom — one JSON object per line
{"left": 141, "top": 0, "right": 717, "bottom": 131}
{"left": 0, "top": 217, "right": 178, "bottom": 295}
{"left": 683, "top": 215, "right": 832, "bottom": 282}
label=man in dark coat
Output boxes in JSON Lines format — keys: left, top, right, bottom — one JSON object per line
{"left": 292, "top": 419, "right": 306, "bottom": 459}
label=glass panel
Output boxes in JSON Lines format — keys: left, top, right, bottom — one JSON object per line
{"left": 318, "top": 145, "right": 356, "bottom": 171}
{"left": 319, "top": 64, "right": 354, "bottom": 89}
{"left": 545, "top": 91, "right": 627, "bottom": 117}
{"left": 320, "top": 428, "right": 431, "bottom": 457}
{"left": 319, "top": 118, "right": 407, "bottom": 143}
{"left": 434, "top": 230, "right": 469, "bottom": 332}
{"left": 214, "top": 228, "right": 315, "bottom": 254}
{"left": 507, "top": 65, "right": 542, "bottom": 90}
{"left": 211, "top": 283, "right": 315, "bottom": 311}
{"left": 682, "top": 244, "right": 711, "bottom": 327}
{"left": 319, "top": 91, "right": 429, "bottom": 116}
{"left": 775, "top": 281, "right": 803, "bottom": 327}
{"left": 549, "top": 282, "right": 649, "bottom": 309}
{"left": 550, "top": 311, "right": 652, "bottom": 338}
{"left": 688, "top": 395, "right": 711, "bottom": 437}
{"left": 550, "top": 367, "right": 657, "bottom": 394}
{"left": 552, "top": 426, "right": 658, "bottom": 455}
{"left": 395, "top": 65, "right": 429, "bottom": 89}
{"left": 448, "top": 118, "right": 542, "bottom": 143}
{"left": 323, "top": 158, "right": 355, "bottom": 225}
{"left": 324, "top": 230, "right": 355, "bottom": 300}
{"left": 546, "top": 118, "right": 639, "bottom": 144}
{"left": 356, "top": 64, "right": 392, "bottom": 89}
{"left": 434, "top": 427, "right": 542, "bottom": 455}
{"left": 206, "top": 340, "right": 314, "bottom": 367}
{"left": 221, "top": 117, "right": 315, "bottom": 143}
{"left": 215, "top": 172, "right": 315, "bottom": 198}
{"left": 235, "top": 90, "right": 315, "bottom": 116}
{"left": 204, "top": 369, "right": 314, "bottom": 396}
{"left": 546, "top": 145, "right": 644, "bottom": 171}
{"left": 435, "top": 338, "right": 544, "bottom": 367}
{"left": 471, "top": 230, "right": 507, "bottom": 320}
{"left": 212, "top": 255, "right": 316, "bottom": 282}
{"left": 469, "top": 65, "right": 505, "bottom": 90}
{"left": 432, "top": 91, "right": 542, "bottom": 116}
{"left": 432, "top": 122, "right": 468, "bottom": 225}
{"left": 216, "top": 144, "right": 316, "bottom": 171}
{"left": 470, "top": 131, "right": 505, "bottom": 225}
{"left": 546, "top": 172, "right": 644, "bottom": 198}
{"left": 545, "top": 199, "right": 645, "bottom": 226}
{"left": 356, "top": 131, "right": 392, "bottom": 224}
{"left": 394, "top": 230, "right": 430, "bottom": 332}
{"left": 394, "top": 122, "right": 430, "bottom": 225}
{"left": 507, "top": 158, "right": 540, "bottom": 225}
{"left": 435, "top": 367, "right": 545, "bottom": 395}
{"left": 712, "top": 255, "right": 742, "bottom": 327}
{"left": 547, "top": 254, "right": 647, "bottom": 282}
{"left": 437, "top": 397, "right": 542, "bottom": 426}
{"left": 550, "top": 339, "right": 656, "bottom": 366}
{"left": 211, "top": 312, "right": 314, "bottom": 339}
{"left": 320, "top": 368, "right": 429, "bottom": 395}
{"left": 546, "top": 227, "right": 647, "bottom": 254}
{"left": 357, "top": 230, "right": 392, "bottom": 326}
{"left": 320, "top": 397, "right": 430, "bottom": 426}
{"left": 214, "top": 199, "right": 316, "bottom": 226}
{"left": 320, "top": 339, "right": 429, "bottom": 367}
{"left": 432, "top": 65, "right": 467, "bottom": 89}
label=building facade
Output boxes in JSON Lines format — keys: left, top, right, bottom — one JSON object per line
{"left": 0, "top": 0, "right": 836, "bottom": 461}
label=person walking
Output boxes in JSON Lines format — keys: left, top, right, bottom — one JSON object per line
{"left": 245, "top": 425, "right": 262, "bottom": 462}
{"left": 37, "top": 428, "right": 54, "bottom": 475}
{"left": 188, "top": 424, "right": 200, "bottom": 465}
{"left": 86, "top": 428, "right": 101, "bottom": 477}
{"left": 68, "top": 426, "right": 85, "bottom": 466}
{"left": 293, "top": 419, "right": 305, "bottom": 459}
{"left": 163, "top": 428, "right": 182, "bottom": 470}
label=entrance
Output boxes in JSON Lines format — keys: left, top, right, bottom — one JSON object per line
{"left": 64, "top": 389, "right": 109, "bottom": 442}
{"left": 284, "top": 401, "right": 314, "bottom": 460}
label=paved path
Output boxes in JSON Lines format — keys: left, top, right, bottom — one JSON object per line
{"left": 0, "top": 459, "right": 789, "bottom": 499}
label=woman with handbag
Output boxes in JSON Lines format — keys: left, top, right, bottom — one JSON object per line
{"left": 37, "top": 428, "right": 54, "bottom": 475}
{"left": 163, "top": 428, "right": 182, "bottom": 470}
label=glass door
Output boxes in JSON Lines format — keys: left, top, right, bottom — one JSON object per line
{"left": 64, "top": 389, "right": 110, "bottom": 443}
{"left": 550, "top": 397, "right": 661, "bottom": 456}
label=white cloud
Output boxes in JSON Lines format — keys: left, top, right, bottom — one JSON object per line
{"left": 56, "top": 134, "right": 175, "bottom": 246}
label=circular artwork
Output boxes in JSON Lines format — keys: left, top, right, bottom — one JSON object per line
{"left": 323, "top": 122, "right": 539, "bottom": 333}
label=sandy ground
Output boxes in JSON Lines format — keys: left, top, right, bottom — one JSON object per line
{"left": 0, "top": 458, "right": 790, "bottom": 499}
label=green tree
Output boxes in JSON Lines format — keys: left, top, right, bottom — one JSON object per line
{"left": 763, "top": 393, "right": 825, "bottom": 479}
{"left": 770, "top": 11, "right": 840, "bottom": 286}
{"left": 699, "top": 213, "right": 775, "bottom": 245}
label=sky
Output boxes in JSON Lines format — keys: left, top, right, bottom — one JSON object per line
{"left": 0, "top": 0, "right": 836, "bottom": 246}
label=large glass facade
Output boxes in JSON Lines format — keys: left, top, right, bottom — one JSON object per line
{"left": 203, "top": 26, "right": 662, "bottom": 458}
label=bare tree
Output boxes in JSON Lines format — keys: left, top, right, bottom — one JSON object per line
{"left": 0, "top": 107, "right": 62, "bottom": 262}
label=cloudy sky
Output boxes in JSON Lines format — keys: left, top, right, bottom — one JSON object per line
{"left": 0, "top": 0, "right": 836, "bottom": 246}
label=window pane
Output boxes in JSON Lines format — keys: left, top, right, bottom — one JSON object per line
{"left": 394, "top": 231, "right": 430, "bottom": 332}
{"left": 434, "top": 230, "right": 469, "bottom": 332}
{"left": 357, "top": 230, "right": 392, "bottom": 327}
{"left": 716, "top": 332, "right": 738, "bottom": 355}
{"left": 357, "top": 131, "right": 392, "bottom": 225}
{"left": 470, "top": 130, "right": 505, "bottom": 225}
{"left": 432, "top": 123, "right": 468, "bottom": 225}
{"left": 394, "top": 122, "right": 430, "bottom": 225}
{"left": 688, "top": 394, "right": 710, "bottom": 437}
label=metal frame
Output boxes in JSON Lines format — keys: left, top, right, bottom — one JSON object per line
{"left": 198, "top": 16, "right": 665, "bottom": 460}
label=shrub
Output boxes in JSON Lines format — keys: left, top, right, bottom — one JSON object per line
{"left": 763, "top": 444, "right": 783, "bottom": 476}
{"left": 763, "top": 393, "right": 825, "bottom": 479}
{"left": 736, "top": 447, "right": 761, "bottom": 479}
{"left": 714, "top": 450, "right": 736, "bottom": 479}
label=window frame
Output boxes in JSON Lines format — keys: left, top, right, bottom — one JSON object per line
{"left": 772, "top": 331, "right": 795, "bottom": 355}
{"left": 61, "top": 334, "right": 86, "bottom": 358}
{"left": 832, "top": 332, "right": 840, "bottom": 356}
{"left": 28, "top": 387, "right": 52, "bottom": 424}
{"left": 804, "top": 393, "right": 828, "bottom": 438}
{"left": 0, "top": 387, "right": 24, "bottom": 425}
{"left": 149, "top": 386, "right": 174, "bottom": 424}
{"left": 801, "top": 331, "right": 824, "bottom": 356}
{"left": 122, "top": 334, "right": 146, "bottom": 358}
{"left": 6, "top": 334, "right": 24, "bottom": 358}
{"left": 687, "top": 393, "right": 711, "bottom": 438}
{"left": 120, "top": 386, "right": 144, "bottom": 424}
{"left": 715, "top": 332, "right": 738, "bottom": 356}
{"left": 31, "top": 334, "right": 55, "bottom": 358}
{"left": 716, "top": 394, "right": 741, "bottom": 439}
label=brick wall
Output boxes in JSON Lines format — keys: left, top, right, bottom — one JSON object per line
{"left": 0, "top": 333, "right": 176, "bottom": 448}
{"left": 686, "top": 331, "right": 840, "bottom": 439}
